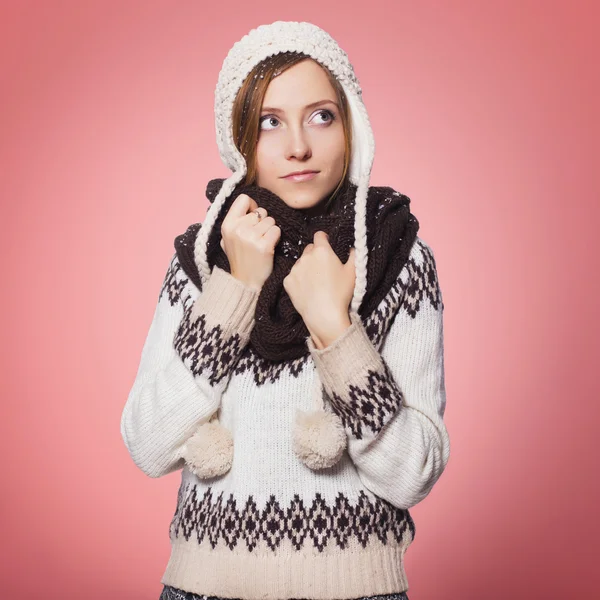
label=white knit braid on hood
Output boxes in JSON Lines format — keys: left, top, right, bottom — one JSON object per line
{"left": 186, "top": 21, "right": 377, "bottom": 476}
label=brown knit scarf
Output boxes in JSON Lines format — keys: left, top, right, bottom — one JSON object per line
{"left": 175, "top": 178, "right": 419, "bottom": 362}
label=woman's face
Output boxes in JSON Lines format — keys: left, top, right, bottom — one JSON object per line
{"left": 255, "top": 58, "right": 346, "bottom": 211}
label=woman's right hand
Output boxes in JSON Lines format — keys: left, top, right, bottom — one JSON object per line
{"left": 219, "top": 193, "right": 281, "bottom": 290}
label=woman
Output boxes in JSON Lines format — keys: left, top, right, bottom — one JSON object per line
{"left": 121, "top": 20, "right": 450, "bottom": 600}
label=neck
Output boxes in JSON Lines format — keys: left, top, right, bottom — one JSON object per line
{"left": 300, "top": 198, "right": 331, "bottom": 218}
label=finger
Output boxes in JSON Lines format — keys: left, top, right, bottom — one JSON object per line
{"left": 313, "top": 231, "right": 329, "bottom": 246}
{"left": 240, "top": 205, "right": 265, "bottom": 224}
{"left": 254, "top": 207, "right": 268, "bottom": 221}
{"left": 303, "top": 242, "right": 315, "bottom": 254}
{"left": 220, "top": 238, "right": 225, "bottom": 251}
{"left": 253, "top": 213, "right": 275, "bottom": 235}
{"left": 263, "top": 225, "right": 281, "bottom": 249}
{"left": 227, "top": 194, "right": 251, "bottom": 218}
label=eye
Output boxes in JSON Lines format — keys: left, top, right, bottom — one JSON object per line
{"left": 259, "top": 109, "right": 337, "bottom": 132}
{"left": 259, "top": 115, "right": 280, "bottom": 131}
{"left": 312, "top": 109, "right": 336, "bottom": 124}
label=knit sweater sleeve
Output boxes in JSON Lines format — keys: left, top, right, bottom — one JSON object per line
{"left": 120, "top": 253, "right": 259, "bottom": 478}
{"left": 307, "top": 239, "right": 450, "bottom": 509}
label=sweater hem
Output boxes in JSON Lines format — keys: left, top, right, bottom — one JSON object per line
{"left": 160, "top": 535, "right": 409, "bottom": 600}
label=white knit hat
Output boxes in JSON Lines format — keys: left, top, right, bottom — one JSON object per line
{"left": 185, "top": 20, "right": 376, "bottom": 478}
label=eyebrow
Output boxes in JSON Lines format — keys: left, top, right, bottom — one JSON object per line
{"left": 260, "top": 99, "right": 339, "bottom": 114}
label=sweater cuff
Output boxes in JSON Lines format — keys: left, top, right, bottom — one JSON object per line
{"left": 173, "top": 266, "right": 259, "bottom": 386}
{"left": 306, "top": 311, "right": 382, "bottom": 391}
{"left": 191, "top": 265, "right": 260, "bottom": 340}
{"left": 306, "top": 311, "right": 404, "bottom": 440}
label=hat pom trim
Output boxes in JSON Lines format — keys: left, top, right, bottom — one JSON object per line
{"left": 292, "top": 408, "right": 347, "bottom": 470}
{"left": 183, "top": 418, "right": 234, "bottom": 479}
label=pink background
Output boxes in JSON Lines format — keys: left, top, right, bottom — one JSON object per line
{"left": 1, "top": 1, "right": 598, "bottom": 599}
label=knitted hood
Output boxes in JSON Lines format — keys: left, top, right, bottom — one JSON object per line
{"left": 194, "top": 20, "right": 375, "bottom": 316}
{"left": 183, "top": 21, "right": 382, "bottom": 477}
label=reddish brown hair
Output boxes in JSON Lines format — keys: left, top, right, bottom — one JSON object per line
{"left": 232, "top": 51, "right": 353, "bottom": 211}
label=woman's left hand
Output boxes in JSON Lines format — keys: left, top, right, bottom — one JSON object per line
{"left": 283, "top": 231, "right": 356, "bottom": 348}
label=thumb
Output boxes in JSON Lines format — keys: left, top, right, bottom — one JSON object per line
{"left": 346, "top": 247, "right": 356, "bottom": 268}
{"left": 345, "top": 248, "right": 356, "bottom": 279}
{"left": 313, "top": 231, "right": 329, "bottom": 246}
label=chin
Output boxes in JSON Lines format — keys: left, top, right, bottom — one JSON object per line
{"left": 277, "top": 188, "right": 322, "bottom": 210}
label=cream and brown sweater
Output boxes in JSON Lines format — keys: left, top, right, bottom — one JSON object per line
{"left": 120, "top": 233, "right": 450, "bottom": 600}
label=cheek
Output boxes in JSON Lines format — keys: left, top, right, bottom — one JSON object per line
{"left": 319, "top": 130, "right": 346, "bottom": 162}
{"left": 256, "top": 140, "right": 280, "bottom": 172}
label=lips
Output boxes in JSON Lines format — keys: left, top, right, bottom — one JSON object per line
{"left": 283, "top": 171, "right": 319, "bottom": 182}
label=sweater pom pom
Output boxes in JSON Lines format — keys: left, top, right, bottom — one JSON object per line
{"left": 183, "top": 420, "right": 233, "bottom": 479}
{"left": 292, "top": 409, "right": 347, "bottom": 470}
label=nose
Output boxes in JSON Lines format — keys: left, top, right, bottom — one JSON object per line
{"left": 284, "top": 123, "right": 312, "bottom": 161}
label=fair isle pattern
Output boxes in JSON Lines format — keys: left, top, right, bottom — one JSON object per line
{"left": 159, "top": 253, "right": 190, "bottom": 308}
{"left": 365, "top": 237, "right": 442, "bottom": 336}
{"left": 403, "top": 239, "right": 443, "bottom": 318}
{"left": 173, "top": 306, "right": 246, "bottom": 386}
{"left": 326, "top": 360, "right": 403, "bottom": 440}
{"left": 161, "top": 237, "right": 440, "bottom": 391}
{"left": 168, "top": 483, "right": 415, "bottom": 554}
